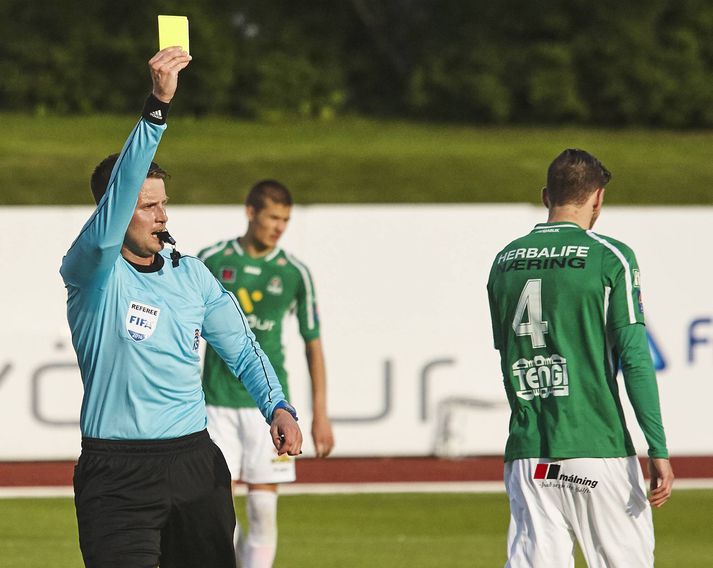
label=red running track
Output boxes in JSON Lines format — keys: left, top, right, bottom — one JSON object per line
{"left": 1, "top": 456, "right": 711, "bottom": 487}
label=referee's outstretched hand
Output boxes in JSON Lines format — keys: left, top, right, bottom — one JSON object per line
{"left": 271, "top": 409, "right": 303, "bottom": 456}
{"left": 149, "top": 47, "right": 192, "bottom": 104}
{"left": 648, "top": 457, "right": 674, "bottom": 508}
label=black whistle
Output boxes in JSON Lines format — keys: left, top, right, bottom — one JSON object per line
{"left": 157, "top": 231, "right": 181, "bottom": 267}
{"left": 156, "top": 231, "right": 176, "bottom": 246}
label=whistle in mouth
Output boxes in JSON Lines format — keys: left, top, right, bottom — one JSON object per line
{"left": 156, "top": 231, "right": 176, "bottom": 246}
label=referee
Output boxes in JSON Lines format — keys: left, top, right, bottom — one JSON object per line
{"left": 60, "top": 48, "right": 302, "bottom": 568}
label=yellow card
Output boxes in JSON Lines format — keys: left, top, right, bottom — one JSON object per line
{"left": 158, "top": 15, "right": 189, "bottom": 54}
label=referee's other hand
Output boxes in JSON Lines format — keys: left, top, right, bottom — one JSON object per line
{"left": 270, "top": 409, "right": 303, "bottom": 456}
{"left": 648, "top": 458, "right": 674, "bottom": 508}
{"left": 149, "top": 47, "right": 192, "bottom": 104}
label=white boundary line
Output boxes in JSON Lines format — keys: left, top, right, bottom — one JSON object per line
{"left": 281, "top": 482, "right": 507, "bottom": 495}
{"left": 2, "top": 478, "right": 713, "bottom": 498}
{"left": 0, "top": 487, "right": 74, "bottom": 498}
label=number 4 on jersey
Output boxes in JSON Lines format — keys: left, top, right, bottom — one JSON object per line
{"left": 512, "top": 279, "right": 549, "bottom": 348}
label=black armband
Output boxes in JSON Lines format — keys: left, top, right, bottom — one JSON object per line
{"left": 142, "top": 93, "right": 170, "bottom": 125}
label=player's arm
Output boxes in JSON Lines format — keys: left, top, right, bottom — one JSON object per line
{"left": 293, "top": 260, "right": 333, "bottom": 457}
{"left": 613, "top": 323, "right": 673, "bottom": 506}
{"left": 199, "top": 267, "right": 302, "bottom": 455}
{"left": 615, "top": 324, "right": 668, "bottom": 458}
{"left": 606, "top": 245, "right": 673, "bottom": 506}
{"left": 486, "top": 262, "right": 503, "bottom": 350}
{"left": 60, "top": 48, "right": 190, "bottom": 288}
{"left": 305, "top": 338, "right": 334, "bottom": 458}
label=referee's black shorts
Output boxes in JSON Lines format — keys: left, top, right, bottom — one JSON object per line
{"left": 73, "top": 429, "right": 236, "bottom": 568}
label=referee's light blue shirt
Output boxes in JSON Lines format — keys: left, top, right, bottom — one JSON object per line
{"left": 60, "top": 117, "right": 285, "bottom": 440}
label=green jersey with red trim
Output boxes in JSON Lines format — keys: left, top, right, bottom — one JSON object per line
{"left": 199, "top": 239, "right": 320, "bottom": 407}
{"left": 487, "top": 222, "right": 668, "bottom": 461}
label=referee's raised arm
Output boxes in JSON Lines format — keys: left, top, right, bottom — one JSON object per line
{"left": 60, "top": 48, "right": 191, "bottom": 288}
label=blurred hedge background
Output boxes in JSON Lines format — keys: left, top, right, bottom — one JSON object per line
{"left": 2, "top": 0, "right": 713, "bottom": 205}
{"left": 4, "top": 0, "right": 713, "bottom": 126}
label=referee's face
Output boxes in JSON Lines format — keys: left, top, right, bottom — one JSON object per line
{"left": 122, "top": 177, "right": 169, "bottom": 264}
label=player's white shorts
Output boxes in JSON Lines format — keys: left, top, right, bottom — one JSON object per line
{"left": 504, "top": 457, "right": 653, "bottom": 568}
{"left": 206, "top": 405, "right": 296, "bottom": 485}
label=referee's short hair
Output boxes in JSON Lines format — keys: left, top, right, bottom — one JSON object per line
{"left": 90, "top": 154, "right": 169, "bottom": 205}
{"left": 246, "top": 179, "right": 293, "bottom": 212}
{"left": 545, "top": 149, "right": 611, "bottom": 206}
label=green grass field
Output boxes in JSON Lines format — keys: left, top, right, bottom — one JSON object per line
{"left": 2, "top": 114, "right": 713, "bottom": 205}
{"left": 1, "top": 490, "right": 711, "bottom": 567}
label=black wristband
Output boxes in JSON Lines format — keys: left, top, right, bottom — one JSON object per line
{"left": 142, "top": 93, "right": 170, "bottom": 125}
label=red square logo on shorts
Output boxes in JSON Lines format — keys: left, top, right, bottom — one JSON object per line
{"left": 534, "top": 463, "right": 561, "bottom": 480}
{"left": 534, "top": 464, "right": 549, "bottom": 479}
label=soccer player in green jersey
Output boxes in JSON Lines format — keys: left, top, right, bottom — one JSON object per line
{"left": 487, "top": 149, "right": 674, "bottom": 567}
{"left": 199, "top": 180, "right": 334, "bottom": 568}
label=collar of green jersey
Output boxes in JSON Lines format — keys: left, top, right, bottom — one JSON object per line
{"left": 232, "top": 238, "right": 282, "bottom": 262}
{"left": 531, "top": 222, "right": 582, "bottom": 233}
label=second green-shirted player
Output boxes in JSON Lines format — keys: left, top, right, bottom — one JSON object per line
{"left": 198, "top": 180, "right": 334, "bottom": 568}
{"left": 200, "top": 241, "right": 319, "bottom": 407}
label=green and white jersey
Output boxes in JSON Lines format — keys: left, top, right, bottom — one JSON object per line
{"left": 199, "top": 239, "right": 320, "bottom": 408}
{"left": 487, "top": 222, "right": 666, "bottom": 461}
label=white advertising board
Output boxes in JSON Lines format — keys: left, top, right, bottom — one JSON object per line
{"left": 0, "top": 205, "right": 709, "bottom": 459}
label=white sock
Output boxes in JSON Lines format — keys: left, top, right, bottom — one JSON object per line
{"left": 234, "top": 519, "right": 246, "bottom": 567}
{"left": 244, "top": 490, "right": 278, "bottom": 568}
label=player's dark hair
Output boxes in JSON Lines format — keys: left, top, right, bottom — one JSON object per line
{"left": 246, "top": 179, "right": 293, "bottom": 211}
{"left": 545, "top": 149, "right": 611, "bottom": 206}
{"left": 90, "top": 153, "right": 169, "bottom": 205}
